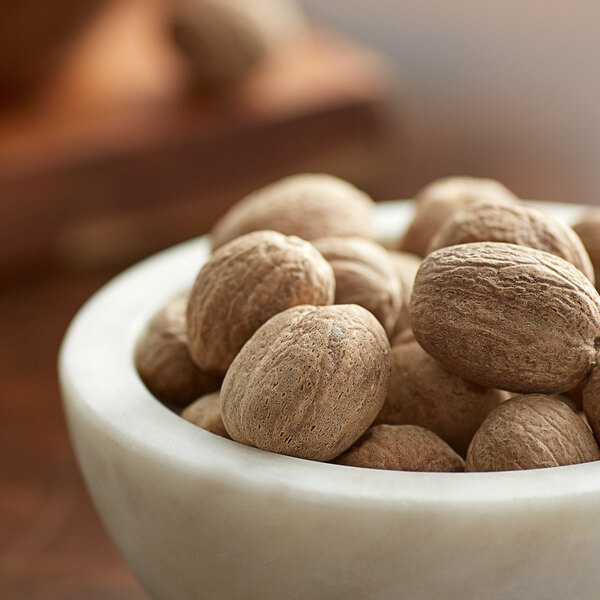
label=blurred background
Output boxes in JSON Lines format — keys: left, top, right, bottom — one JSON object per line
{"left": 2, "top": 1, "right": 599, "bottom": 597}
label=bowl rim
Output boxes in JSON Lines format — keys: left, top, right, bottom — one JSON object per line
{"left": 59, "top": 198, "right": 600, "bottom": 506}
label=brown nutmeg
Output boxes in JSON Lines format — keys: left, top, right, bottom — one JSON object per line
{"left": 334, "top": 424, "right": 464, "bottom": 472}
{"left": 187, "top": 230, "right": 335, "bottom": 375}
{"left": 400, "top": 176, "right": 517, "bottom": 256}
{"left": 211, "top": 174, "right": 375, "bottom": 250}
{"left": 313, "top": 237, "right": 403, "bottom": 338}
{"left": 410, "top": 242, "right": 600, "bottom": 394}
{"left": 582, "top": 366, "right": 600, "bottom": 443}
{"left": 573, "top": 210, "right": 600, "bottom": 288}
{"left": 135, "top": 296, "right": 221, "bottom": 406}
{"left": 170, "top": 0, "right": 305, "bottom": 90}
{"left": 428, "top": 198, "right": 595, "bottom": 282}
{"left": 466, "top": 395, "right": 600, "bottom": 472}
{"left": 181, "top": 391, "right": 230, "bottom": 438}
{"left": 387, "top": 250, "right": 421, "bottom": 335}
{"left": 221, "top": 304, "right": 392, "bottom": 461}
{"left": 375, "top": 340, "right": 503, "bottom": 456}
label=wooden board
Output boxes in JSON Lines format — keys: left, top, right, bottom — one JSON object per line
{"left": 0, "top": 16, "right": 399, "bottom": 277}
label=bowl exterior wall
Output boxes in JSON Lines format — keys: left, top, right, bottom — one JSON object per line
{"left": 62, "top": 384, "right": 600, "bottom": 600}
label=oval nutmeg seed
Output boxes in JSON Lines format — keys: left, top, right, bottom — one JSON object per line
{"left": 375, "top": 339, "right": 503, "bottom": 456}
{"left": 387, "top": 250, "right": 421, "bottom": 336}
{"left": 211, "top": 173, "right": 375, "bottom": 250}
{"left": 170, "top": 0, "right": 267, "bottom": 90}
{"left": 573, "top": 211, "right": 600, "bottom": 288}
{"left": 221, "top": 304, "right": 392, "bottom": 461}
{"left": 181, "top": 391, "right": 230, "bottom": 439}
{"left": 466, "top": 395, "right": 600, "bottom": 472}
{"left": 135, "top": 296, "right": 222, "bottom": 406}
{"left": 410, "top": 242, "right": 600, "bottom": 394}
{"left": 428, "top": 198, "right": 595, "bottom": 282}
{"left": 582, "top": 366, "right": 600, "bottom": 442}
{"left": 399, "top": 176, "right": 517, "bottom": 257}
{"left": 186, "top": 230, "right": 335, "bottom": 375}
{"left": 334, "top": 424, "right": 465, "bottom": 472}
{"left": 169, "top": 0, "right": 305, "bottom": 91}
{"left": 313, "top": 237, "right": 404, "bottom": 338}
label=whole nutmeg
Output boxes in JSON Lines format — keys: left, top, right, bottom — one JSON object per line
{"left": 573, "top": 210, "right": 600, "bottom": 287}
{"left": 387, "top": 250, "right": 421, "bottom": 335}
{"left": 211, "top": 174, "right": 375, "bottom": 250}
{"left": 410, "top": 242, "right": 600, "bottom": 394}
{"left": 181, "top": 392, "right": 230, "bottom": 438}
{"left": 313, "top": 237, "right": 403, "bottom": 338}
{"left": 170, "top": 0, "right": 305, "bottom": 89}
{"left": 334, "top": 424, "right": 464, "bottom": 472}
{"left": 187, "top": 230, "right": 335, "bottom": 375}
{"left": 221, "top": 304, "right": 392, "bottom": 461}
{"left": 400, "top": 176, "right": 517, "bottom": 256}
{"left": 466, "top": 395, "right": 600, "bottom": 472}
{"left": 375, "top": 339, "right": 503, "bottom": 456}
{"left": 135, "top": 296, "right": 221, "bottom": 406}
{"left": 428, "top": 198, "right": 595, "bottom": 282}
{"left": 582, "top": 366, "right": 600, "bottom": 442}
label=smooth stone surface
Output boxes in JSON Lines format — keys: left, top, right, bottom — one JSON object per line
{"left": 59, "top": 200, "right": 600, "bottom": 600}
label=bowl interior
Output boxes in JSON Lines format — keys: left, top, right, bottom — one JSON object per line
{"left": 59, "top": 199, "right": 600, "bottom": 507}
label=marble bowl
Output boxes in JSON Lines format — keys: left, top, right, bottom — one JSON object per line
{"left": 59, "top": 200, "right": 600, "bottom": 600}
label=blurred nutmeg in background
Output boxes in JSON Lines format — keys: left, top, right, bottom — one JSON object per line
{"left": 169, "top": 0, "right": 307, "bottom": 90}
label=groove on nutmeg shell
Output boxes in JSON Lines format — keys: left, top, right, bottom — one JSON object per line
{"left": 410, "top": 242, "right": 600, "bottom": 394}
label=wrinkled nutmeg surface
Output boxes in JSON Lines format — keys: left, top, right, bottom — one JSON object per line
{"left": 221, "top": 304, "right": 392, "bottom": 461}
{"left": 573, "top": 212, "right": 600, "bottom": 288}
{"left": 387, "top": 250, "right": 421, "bottom": 336}
{"left": 400, "top": 176, "right": 517, "bottom": 257}
{"left": 335, "top": 424, "right": 465, "bottom": 472}
{"left": 375, "top": 339, "right": 503, "bottom": 455}
{"left": 181, "top": 391, "right": 229, "bottom": 439}
{"left": 313, "top": 237, "right": 403, "bottom": 338}
{"left": 187, "top": 230, "right": 335, "bottom": 375}
{"left": 135, "top": 296, "right": 221, "bottom": 406}
{"left": 211, "top": 174, "right": 375, "bottom": 250}
{"left": 410, "top": 242, "right": 600, "bottom": 393}
{"left": 428, "top": 199, "right": 595, "bottom": 282}
{"left": 466, "top": 395, "right": 600, "bottom": 471}
{"left": 582, "top": 366, "right": 600, "bottom": 442}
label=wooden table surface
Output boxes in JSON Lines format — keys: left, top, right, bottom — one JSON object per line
{"left": 0, "top": 270, "right": 146, "bottom": 600}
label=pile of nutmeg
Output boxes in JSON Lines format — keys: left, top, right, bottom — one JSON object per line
{"left": 135, "top": 173, "right": 600, "bottom": 473}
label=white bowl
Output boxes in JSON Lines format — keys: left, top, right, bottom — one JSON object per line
{"left": 59, "top": 200, "right": 600, "bottom": 600}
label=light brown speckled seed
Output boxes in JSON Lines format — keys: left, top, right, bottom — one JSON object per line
{"left": 221, "top": 304, "right": 391, "bottom": 461}
{"left": 135, "top": 296, "right": 221, "bottom": 406}
{"left": 181, "top": 391, "right": 229, "bottom": 439}
{"left": 466, "top": 394, "right": 600, "bottom": 471}
{"left": 410, "top": 242, "right": 600, "bottom": 393}
{"left": 187, "top": 230, "right": 335, "bottom": 375}
{"left": 428, "top": 198, "right": 594, "bottom": 282}
{"left": 313, "top": 237, "right": 403, "bottom": 338}
{"left": 211, "top": 174, "right": 375, "bottom": 250}
{"left": 335, "top": 424, "right": 465, "bottom": 472}
{"left": 375, "top": 339, "right": 503, "bottom": 456}
{"left": 400, "top": 176, "right": 517, "bottom": 256}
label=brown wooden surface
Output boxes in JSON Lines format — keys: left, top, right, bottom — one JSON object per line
{"left": 0, "top": 14, "right": 399, "bottom": 279}
{"left": 0, "top": 270, "right": 146, "bottom": 600}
